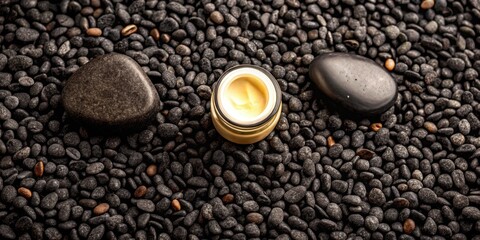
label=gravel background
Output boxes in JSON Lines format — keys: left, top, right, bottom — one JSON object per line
{"left": 1, "top": 0, "right": 480, "bottom": 239}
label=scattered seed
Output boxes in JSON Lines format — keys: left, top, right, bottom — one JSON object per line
{"left": 146, "top": 164, "right": 157, "bottom": 177}
{"left": 222, "top": 194, "right": 234, "bottom": 203}
{"left": 172, "top": 199, "right": 181, "bottom": 211}
{"left": 93, "top": 203, "right": 110, "bottom": 215}
{"left": 86, "top": 28, "right": 102, "bottom": 37}
{"left": 34, "top": 160, "right": 44, "bottom": 177}
{"left": 91, "top": 0, "right": 101, "bottom": 8}
{"left": 403, "top": 218, "right": 416, "bottom": 234}
{"left": 121, "top": 24, "right": 138, "bottom": 36}
{"left": 81, "top": 7, "right": 94, "bottom": 16}
{"left": 134, "top": 186, "right": 147, "bottom": 198}
{"left": 356, "top": 148, "right": 375, "bottom": 160}
{"left": 385, "top": 58, "right": 395, "bottom": 71}
{"left": 424, "top": 121, "right": 437, "bottom": 133}
{"left": 327, "top": 136, "right": 335, "bottom": 147}
{"left": 160, "top": 33, "right": 171, "bottom": 43}
{"left": 210, "top": 11, "right": 224, "bottom": 24}
{"left": 150, "top": 28, "right": 160, "bottom": 41}
{"left": 421, "top": 0, "right": 435, "bottom": 9}
{"left": 18, "top": 187, "right": 32, "bottom": 199}
{"left": 93, "top": 8, "right": 103, "bottom": 18}
{"left": 370, "top": 123, "right": 382, "bottom": 132}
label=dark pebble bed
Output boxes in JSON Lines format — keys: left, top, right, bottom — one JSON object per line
{"left": 1, "top": 0, "right": 480, "bottom": 240}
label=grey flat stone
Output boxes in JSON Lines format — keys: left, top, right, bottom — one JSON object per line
{"left": 62, "top": 53, "right": 160, "bottom": 133}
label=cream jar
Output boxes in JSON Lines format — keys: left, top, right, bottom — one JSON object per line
{"left": 211, "top": 65, "right": 282, "bottom": 144}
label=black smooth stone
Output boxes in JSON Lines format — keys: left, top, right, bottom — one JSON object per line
{"left": 309, "top": 53, "right": 398, "bottom": 114}
{"left": 62, "top": 53, "right": 160, "bottom": 133}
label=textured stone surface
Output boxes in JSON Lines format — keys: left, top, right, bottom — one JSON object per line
{"left": 309, "top": 52, "right": 398, "bottom": 114}
{"left": 62, "top": 53, "right": 160, "bottom": 132}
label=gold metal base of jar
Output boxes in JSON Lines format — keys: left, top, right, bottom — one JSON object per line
{"left": 211, "top": 91, "right": 282, "bottom": 144}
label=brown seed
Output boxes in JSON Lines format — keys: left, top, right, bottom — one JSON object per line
{"left": 46, "top": 22, "right": 56, "bottom": 32}
{"left": 370, "top": 123, "right": 382, "bottom": 132}
{"left": 385, "top": 58, "right": 395, "bottom": 71}
{"left": 93, "top": 8, "right": 103, "bottom": 18}
{"left": 421, "top": 0, "right": 435, "bottom": 9}
{"left": 150, "top": 28, "right": 160, "bottom": 41}
{"left": 246, "top": 212, "right": 264, "bottom": 224}
{"left": 86, "top": 28, "right": 102, "bottom": 37}
{"left": 18, "top": 187, "right": 32, "bottom": 199}
{"left": 121, "top": 24, "right": 138, "bottom": 36}
{"left": 172, "top": 199, "right": 181, "bottom": 211}
{"left": 210, "top": 11, "right": 224, "bottom": 24}
{"left": 93, "top": 203, "right": 110, "bottom": 215}
{"left": 34, "top": 160, "right": 44, "bottom": 177}
{"left": 134, "top": 186, "right": 147, "bottom": 198}
{"left": 160, "top": 33, "right": 171, "bottom": 43}
{"left": 222, "top": 194, "right": 234, "bottom": 203}
{"left": 356, "top": 148, "right": 375, "bottom": 160}
{"left": 423, "top": 121, "right": 437, "bottom": 133}
{"left": 327, "top": 136, "right": 335, "bottom": 147}
{"left": 403, "top": 218, "right": 416, "bottom": 234}
{"left": 393, "top": 197, "right": 410, "bottom": 208}
{"left": 81, "top": 7, "right": 94, "bottom": 15}
{"left": 146, "top": 164, "right": 157, "bottom": 177}
{"left": 91, "top": 0, "right": 101, "bottom": 8}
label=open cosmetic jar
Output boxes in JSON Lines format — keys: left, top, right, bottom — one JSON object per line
{"left": 211, "top": 65, "right": 282, "bottom": 144}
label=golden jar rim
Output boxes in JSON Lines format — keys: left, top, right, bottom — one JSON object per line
{"left": 211, "top": 94, "right": 281, "bottom": 134}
